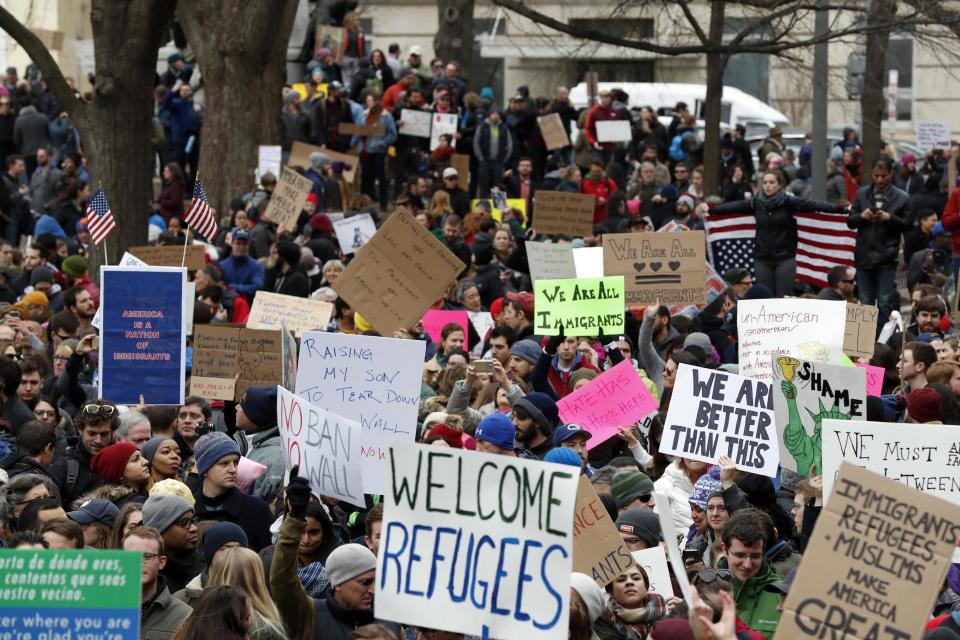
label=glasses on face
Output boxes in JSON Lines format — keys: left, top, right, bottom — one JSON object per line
{"left": 83, "top": 404, "right": 116, "bottom": 417}
{"left": 737, "top": 279, "right": 753, "bottom": 286}
{"left": 141, "top": 552, "right": 160, "bottom": 561}
{"left": 675, "top": 169, "right": 688, "bottom": 174}
{"left": 694, "top": 569, "right": 732, "bottom": 584}
{"left": 729, "top": 551, "right": 763, "bottom": 561}
{"left": 636, "top": 493, "right": 653, "bottom": 503}
{"left": 173, "top": 516, "right": 197, "bottom": 529}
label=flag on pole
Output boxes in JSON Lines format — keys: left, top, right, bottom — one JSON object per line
{"left": 183, "top": 179, "right": 218, "bottom": 242}
{"left": 86, "top": 187, "right": 116, "bottom": 246}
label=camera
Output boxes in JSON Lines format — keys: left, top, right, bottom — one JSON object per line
{"left": 195, "top": 421, "right": 215, "bottom": 437}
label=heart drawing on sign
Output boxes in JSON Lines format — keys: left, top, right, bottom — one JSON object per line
{"left": 633, "top": 263, "right": 646, "bottom": 272}
{"left": 650, "top": 262, "right": 662, "bottom": 271}
{"left": 668, "top": 261, "right": 681, "bottom": 271}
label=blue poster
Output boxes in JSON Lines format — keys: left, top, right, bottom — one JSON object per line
{"left": 99, "top": 266, "right": 186, "bottom": 405}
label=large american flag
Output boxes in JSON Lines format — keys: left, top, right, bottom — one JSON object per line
{"left": 704, "top": 211, "right": 856, "bottom": 289}
{"left": 86, "top": 187, "right": 116, "bottom": 246}
{"left": 183, "top": 179, "right": 218, "bottom": 242}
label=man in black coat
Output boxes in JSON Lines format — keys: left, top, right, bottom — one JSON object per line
{"left": 49, "top": 399, "right": 118, "bottom": 505}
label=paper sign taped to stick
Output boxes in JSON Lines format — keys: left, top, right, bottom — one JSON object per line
{"left": 534, "top": 276, "right": 624, "bottom": 336}
{"left": 247, "top": 291, "right": 333, "bottom": 336}
{"left": 596, "top": 120, "right": 632, "bottom": 143}
{"left": 421, "top": 309, "right": 469, "bottom": 348}
{"left": 129, "top": 245, "right": 205, "bottom": 271}
{"left": 538, "top": 113, "right": 571, "bottom": 150}
{"left": 737, "top": 299, "right": 847, "bottom": 382}
{"left": 534, "top": 191, "right": 595, "bottom": 237}
{"left": 632, "top": 548, "right": 674, "bottom": 598}
{"left": 771, "top": 356, "right": 866, "bottom": 475}
{"left": 557, "top": 359, "right": 657, "bottom": 448}
{"left": 277, "top": 386, "right": 364, "bottom": 507}
{"left": 603, "top": 231, "right": 706, "bottom": 305}
{"left": 332, "top": 213, "right": 377, "bottom": 255}
{"left": 340, "top": 122, "right": 386, "bottom": 137}
{"left": 663, "top": 364, "right": 779, "bottom": 477}
{"left": 429, "top": 112, "right": 458, "bottom": 150}
{"left": 573, "top": 475, "right": 634, "bottom": 587}
{"left": 375, "top": 442, "right": 578, "bottom": 640}
{"left": 843, "top": 303, "right": 879, "bottom": 359}
{"left": 399, "top": 109, "right": 432, "bottom": 138}
{"left": 916, "top": 121, "right": 952, "bottom": 151}
{"left": 333, "top": 208, "right": 465, "bottom": 335}
{"left": 526, "top": 241, "right": 576, "bottom": 282}
{"left": 191, "top": 325, "right": 282, "bottom": 402}
{"left": 574, "top": 246, "right": 604, "bottom": 277}
{"left": 290, "top": 141, "right": 358, "bottom": 184}
{"left": 264, "top": 166, "right": 314, "bottom": 232}
{"left": 774, "top": 462, "right": 960, "bottom": 640}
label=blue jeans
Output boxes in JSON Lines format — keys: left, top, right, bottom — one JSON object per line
{"left": 857, "top": 266, "right": 897, "bottom": 329}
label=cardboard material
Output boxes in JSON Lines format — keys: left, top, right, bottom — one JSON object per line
{"left": 525, "top": 241, "right": 577, "bottom": 282}
{"left": 289, "top": 141, "right": 359, "bottom": 184}
{"left": 263, "top": 166, "right": 314, "bottom": 232}
{"left": 314, "top": 24, "right": 345, "bottom": 62}
{"left": 190, "top": 325, "right": 282, "bottom": 402}
{"left": 246, "top": 292, "right": 333, "bottom": 337}
{"left": 533, "top": 276, "right": 624, "bottom": 336}
{"left": 663, "top": 364, "right": 779, "bottom": 477}
{"left": 429, "top": 113, "right": 458, "bottom": 150}
{"left": 603, "top": 231, "right": 706, "bottom": 306}
{"left": 399, "top": 109, "right": 432, "bottom": 138}
{"left": 421, "top": 309, "right": 469, "bottom": 348}
{"left": 771, "top": 356, "right": 866, "bottom": 475}
{"left": 129, "top": 245, "right": 205, "bottom": 271}
{"left": 573, "top": 476, "right": 634, "bottom": 587}
{"left": 774, "top": 462, "right": 960, "bottom": 640}
{"left": 596, "top": 120, "right": 632, "bottom": 143}
{"left": 451, "top": 153, "right": 471, "bottom": 186}
{"left": 332, "top": 213, "right": 377, "bottom": 255}
{"left": 843, "top": 303, "right": 880, "bottom": 359}
{"left": 333, "top": 208, "right": 466, "bottom": 335}
{"left": 534, "top": 191, "right": 596, "bottom": 237}
{"left": 538, "top": 113, "right": 571, "bottom": 150}
{"left": 340, "top": 122, "right": 386, "bottom": 137}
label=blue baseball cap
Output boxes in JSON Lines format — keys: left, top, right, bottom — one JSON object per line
{"left": 232, "top": 228, "right": 250, "bottom": 241}
{"left": 475, "top": 414, "right": 516, "bottom": 451}
{"left": 553, "top": 424, "right": 592, "bottom": 447}
{"left": 67, "top": 499, "right": 119, "bottom": 528}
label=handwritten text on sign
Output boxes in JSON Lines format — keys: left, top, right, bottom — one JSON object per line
{"left": 246, "top": 290, "right": 333, "bottom": 337}
{"left": 603, "top": 231, "right": 706, "bottom": 305}
{"left": 662, "top": 364, "right": 779, "bottom": 477}
{"left": 573, "top": 476, "right": 633, "bottom": 587}
{"left": 294, "top": 331, "right": 426, "bottom": 495}
{"left": 534, "top": 276, "right": 624, "bottom": 336}
{"left": 376, "top": 442, "right": 577, "bottom": 640}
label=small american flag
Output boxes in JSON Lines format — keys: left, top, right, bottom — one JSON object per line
{"left": 183, "top": 179, "right": 218, "bottom": 242}
{"left": 86, "top": 187, "right": 116, "bottom": 246}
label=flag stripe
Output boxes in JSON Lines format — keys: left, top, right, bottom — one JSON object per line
{"left": 85, "top": 187, "right": 116, "bottom": 246}
{"left": 183, "top": 179, "right": 219, "bottom": 241}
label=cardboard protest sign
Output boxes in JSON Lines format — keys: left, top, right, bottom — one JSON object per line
{"left": 246, "top": 291, "right": 333, "bottom": 336}
{"left": 332, "top": 213, "right": 377, "bottom": 255}
{"left": 429, "top": 112, "right": 458, "bottom": 150}
{"left": 632, "top": 548, "right": 674, "bottom": 597}
{"left": 290, "top": 141, "right": 359, "bottom": 184}
{"left": 263, "top": 166, "right": 314, "bottom": 232}
{"left": 281, "top": 321, "right": 298, "bottom": 392}
{"left": 668, "top": 261, "right": 727, "bottom": 317}
{"left": 737, "top": 299, "right": 847, "bottom": 382}
{"left": 774, "top": 462, "right": 960, "bottom": 640}
{"left": 333, "top": 208, "right": 466, "bottom": 335}
{"left": 277, "top": 386, "right": 364, "bottom": 507}
{"left": 653, "top": 493, "right": 693, "bottom": 605}
{"left": 340, "top": 122, "right": 386, "bottom": 137}
{"left": 451, "top": 153, "right": 471, "bottom": 186}
{"left": 421, "top": 309, "right": 469, "bottom": 349}
{"left": 376, "top": 441, "right": 578, "bottom": 640}
{"left": 295, "top": 331, "right": 425, "bottom": 494}
{"left": 0, "top": 549, "right": 141, "bottom": 638}
{"left": 315, "top": 24, "right": 345, "bottom": 62}
{"left": 574, "top": 246, "right": 604, "bottom": 277}
{"left": 257, "top": 144, "right": 281, "bottom": 181}
{"left": 771, "top": 357, "right": 866, "bottom": 476}
{"left": 916, "top": 121, "right": 951, "bottom": 150}
{"left": 100, "top": 267, "right": 186, "bottom": 405}
{"left": 822, "top": 419, "right": 960, "bottom": 504}
{"left": 663, "top": 364, "right": 778, "bottom": 477}
{"left": 538, "top": 113, "right": 571, "bottom": 150}
{"left": 603, "top": 231, "right": 706, "bottom": 306}
{"left": 526, "top": 241, "right": 576, "bottom": 282}
{"left": 557, "top": 359, "right": 658, "bottom": 448}
{"left": 534, "top": 190, "right": 595, "bottom": 237}
{"left": 855, "top": 362, "right": 884, "bottom": 396}
{"left": 190, "top": 325, "right": 282, "bottom": 402}
{"left": 399, "top": 109, "right": 432, "bottom": 137}
{"left": 843, "top": 303, "right": 879, "bottom": 359}
{"left": 573, "top": 475, "right": 633, "bottom": 587}
{"left": 129, "top": 244, "right": 205, "bottom": 271}
{"left": 596, "top": 120, "right": 632, "bottom": 143}
{"left": 534, "top": 276, "right": 624, "bottom": 336}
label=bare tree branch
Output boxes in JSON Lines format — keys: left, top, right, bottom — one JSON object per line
{"left": 675, "top": 0, "right": 710, "bottom": 44}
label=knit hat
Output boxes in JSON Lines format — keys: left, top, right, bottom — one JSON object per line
{"left": 326, "top": 543, "right": 377, "bottom": 586}
{"left": 202, "top": 522, "right": 249, "bottom": 565}
{"left": 677, "top": 195, "right": 696, "bottom": 211}
{"left": 142, "top": 495, "right": 193, "bottom": 533}
{"left": 306, "top": 193, "right": 319, "bottom": 205}
{"left": 684, "top": 332, "right": 712, "bottom": 353}
{"left": 509, "top": 340, "right": 542, "bottom": 366}
{"left": 142, "top": 436, "right": 175, "bottom": 465}
{"left": 474, "top": 413, "right": 516, "bottom": 451}
{"left": 744, "top": 284, "right": 773, "bottom": 300}
{"left": 309, "top": 213, "right": 333, "bottom": 233}
{"left": 67, "top": 499, "right": 119, "bottom": 527}
{"left": 688, "top": 472, "right": 722, "bottom": 511}
{"left": 650, "top": 620, "right": 696, "bottom": 640}
{"left": 61, "top": 255, "right": 87, "bottom": 278}
{"left": 489, "top": 297, "right": 505, "bottom": 320}
{"left": 615, "top": 508, "right": 661, "bottom": 547}
{"left": 427, "top": 423, "right": 463, "bottom": 448}
{"left": 18, "top": 291, "right": 48, "bottom": 308}
{"left": 34, "top": 214, "right": 66, "bottom": 240}
{"left": 240, "top": 386, "right": 278, "bottom": 427}
{"left": 544, "top": 447, "right": 583, "bottom": 468}
{"left": 91, "top": 442, "right": 139, "bottom": 484}
{"left": 570, "top": 572, "right": 605, "bottom": 623}
{"left": 480, "top": 87, "right": 495, "bottom": 101}
{"left": 30, "top": 266, "right": 54, "bottom": 286}
{"left": 506, "top": 291, "right": 534, "bottom": 318}
{"left": 569, "top": 368, "right": 598, "bottom": 390}
{"left": 317, "top": 47, "right": 333, "bottom": 59}
{"left": 194, "top": 432, "right": 240, "bottom": 475}
{"left": 901, "top": 153, "right": 916, "bottom": 165}
{"left": 309, "top": 151, "right": 331, "bottom": 171}
{"left": 149, "top": 479, "right": 196, "bottom": 506}
{"left": 907, "top": 387, "right": 941, "bottom": 423}
{"left": 611, "top": 469, "right": 655, "bottom": 509}
{"left": 513, "top": 392, "right": 559, "bottom": 434}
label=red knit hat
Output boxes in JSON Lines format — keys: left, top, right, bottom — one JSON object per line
{"left": 427, "top": 424, "right": 463, "bottom": 448}
{"left": 91, "top": 442, "right": 139, "bottom": 484}
{"left": 489, "top": 297, "right": 504, "bottom": 321}
{"left": 907, "top": 387, "right": 941, "bottom": 424}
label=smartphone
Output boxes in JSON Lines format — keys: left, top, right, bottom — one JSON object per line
{"left": 473, "top": 359, "right": 494, "bottom": 373}
{"left": 682, "top": 547, "right": 700, "bottom": 562}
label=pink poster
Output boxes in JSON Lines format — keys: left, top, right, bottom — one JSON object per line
{"left": 855, "top": 362, "right": 884, "bottom": 396}
{"left": 557, "top": 359, "right": 659, "bottom": 449}
{"left": 421, "top": 309, "right": 469, "bottom": 349}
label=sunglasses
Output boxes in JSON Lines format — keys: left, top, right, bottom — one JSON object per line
{"left": 637, "top": 493, "right": 653, "bottom": 503}
{"left": 83, "top": 404, "right": 116, "bottom": 417}
{"left": 694, "top": 569, "right": 732, "bottom": 584}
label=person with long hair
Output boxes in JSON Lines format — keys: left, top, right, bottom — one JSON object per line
{"left": 595, "top": 565, "right": 667, "bottom": 639}
{"left": 52, "top": 179, "right": 90, "bottom": 237}
{"left": 208, "top": 547, "right": 286, "bottom": 639}
{"left": 422, "top": 322, "right": 466, "bottom": 387}
{"left": 353, "top": 93, "right": 397, "bottom": 211}
{"left": 88, "top": 442, "right": 150, "bottom": 507}
{"left": 428, "top": 190, "right": 453, "bottom": 222}
{"left": 160, "top": 162, "right": 187, "bottom": 221}
{"left": 172, "top": 585, "right": 249, "bottom": 640}
{"left": 109, "top": 502, "right": 143, "bottom": 549}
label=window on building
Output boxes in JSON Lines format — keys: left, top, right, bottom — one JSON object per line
{"left": 575, "top": 60, "right": 654, "bottom": 84}
{"left": 723, "top": 18, "right": 770, "bottom": 103}
{"left": 885, "top": 36, "right": 913, "bottom": 120}
{"left": 569, "top": 18, "right": 654, "bottom": 40}
{"left": 474, "top": 19, "right": 505, "bottom": 103}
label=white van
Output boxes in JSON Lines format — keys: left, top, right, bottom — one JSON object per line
{"left": 568, "top": 82, "right": 790, "bottom": 133}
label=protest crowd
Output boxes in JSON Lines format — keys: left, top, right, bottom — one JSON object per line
{"left": 5, "top": 9, "right": 960, "bottom": 640}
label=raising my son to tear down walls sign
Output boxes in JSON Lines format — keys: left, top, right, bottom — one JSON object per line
{"left": 534, "top": 276, "right": 624, "bottom": 336}
{"left": 100, "top": 266, "right": 186, "bottom": 405}
{"left": 376, "top": 441, "right": 578, "bottom": 640}
{"left": 557, "top": 359, "right": 658, "bottom": 449}
{"left": 663, "top": 364, "right": 778, "bottom": 477}
{"left": 772, "top": 356, "right": 866, "bottom": 476}
{"left": 0, "top": 549, "right": 142, "bottom": 639}
{"left": 295, "top": 331, "right": 426, "bottom": 495}
{"left": 247, "top": 290, "right": 333, "bottom": 337}
{"left": 774, "top": 462, "right": 960, "bottom": 640}
{"left": 276, "top": 386, "right": 365, "bottom": 507}
{"left": 737, "top": 299, "right": 847, "bottom": 383}
{"left": 603, "top": 231, "right": 706, "bottom": 306}
{"left": 573, "top": 475, "right": 634, "bottom": 587}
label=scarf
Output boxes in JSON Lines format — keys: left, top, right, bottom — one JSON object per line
{"left": 605, "top": 594, "right": 667, "bottom": 640}
{"left": 432, "top": 145, "right": 455, "bottom": 161}
{"left": 755, "top": 188, "right": 787, "bottom": 212}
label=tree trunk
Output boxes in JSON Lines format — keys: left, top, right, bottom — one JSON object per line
{"left": 434, "top": 0, "right": 475, "bottom": 75}
{"left": 860, "top": 0, "right": 896, "bottom": 187}
{"left": 177, "top": 1, "right": 299, "bottom": 218}
{"left": 702, "top": 0, "right": 726, "bottom": 197}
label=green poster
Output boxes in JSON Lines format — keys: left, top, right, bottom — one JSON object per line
{"left": 534, "top": 276, "right": 625, "bottom": 336}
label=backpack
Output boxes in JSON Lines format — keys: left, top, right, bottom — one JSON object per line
{"left": 669, "top": 134, "right": 686, "bottom": 161}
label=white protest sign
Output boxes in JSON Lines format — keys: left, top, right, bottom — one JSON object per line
{"left": 596, "top": 120, "right": 632, "bottom": 143}
{"left": 737, "top": 299, "right": 847, "bottom": 382}
{"left": 632, "top": 548, "right": 674, "bottom": 598}
{"left": 654, "top": 493, "right": 693, "bottom": 606}
{"left": 663, "top": 364, "right": 778, "bottom": 477}
{"left": 399, "top": 109, "right": 432, "bottom": 138}
{"left": 257, "top": 145, "right": 282, "bottom": 180}
{"left": 295, "top": 331, "right": 426, "bottom": 494}
{"left": 332, "top": 213, "right": 377, "bottom": 255}
{"left": 276, "top": 386, "right": 365, "bottom": 507}
{"left": 376, "top": 442, "right": 578, "bottom": 640}
{"left": 573, "top": 246, "right": 604, "bottom": 278}
{"left": 468, "top": 310, "right": 495, "bottom": 357}
{"left": 526, "top": 241, "right": 576, "bottom": 282}
{"left": 430, "top": 113, "right": 459, "bottom": 150}
{"left": 916, "top": 121, "right": 951, "bottom": 151}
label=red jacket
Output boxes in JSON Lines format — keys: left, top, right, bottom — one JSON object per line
{"left": 581, "top": 175, "right": 618, "bottom": 223}
{"left": 584, "top": 104, "right": 620, "bottom": 151}
{"left": 940, "top": 189, "right": 960, "bottom": 256}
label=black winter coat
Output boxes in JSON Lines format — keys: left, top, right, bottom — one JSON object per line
{"left": 847, "top": 183, "right": 911, "bottom": 269}
{"left": 49, "top": 439, "right": 103, "bottom": 506}
{"left": 192, "top": 486, "right": 274, "bottom": 551}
